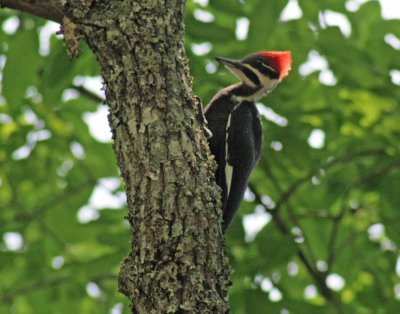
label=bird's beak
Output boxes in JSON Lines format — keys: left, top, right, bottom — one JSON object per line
{"left": 215, "top": 57, "right": 241, "bottom": 70}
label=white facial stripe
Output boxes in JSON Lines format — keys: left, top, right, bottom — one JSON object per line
{"left": 232, "top": 64, "right": 278, "bottom": 102}
{"left": 226, "top": 65, "right": 257, "bottom": 88}
{"left": 261, "top": 63, "right": 278, "bottom": 73}
{"left": 244, "top": 64, "right": 277, "bottom": 89}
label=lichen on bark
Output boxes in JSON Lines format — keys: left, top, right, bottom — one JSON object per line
{"left": 63, "top": 0, "right": 231, "bottom": 313}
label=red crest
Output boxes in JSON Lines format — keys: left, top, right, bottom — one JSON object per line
{"left": 258, "top": 51, "right": 292, "bottom": 81}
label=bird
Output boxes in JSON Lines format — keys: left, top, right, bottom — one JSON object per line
{"left": 204, "top": 51, "right": 292, "bottom": 232}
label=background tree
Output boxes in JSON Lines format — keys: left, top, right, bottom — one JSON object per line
{"left": 1, "top": 0, "right": 400, "bottom": 313}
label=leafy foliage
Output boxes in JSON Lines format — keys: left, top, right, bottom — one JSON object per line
{"left": 1, "top": 0, "right": 400, "bottom": 313}
{"left": 0, "top": 14, "right": 127, "bottom": 313}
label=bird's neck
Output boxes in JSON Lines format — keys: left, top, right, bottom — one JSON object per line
{"left": 230, "top": 83, "right": 274, "bottom": 103}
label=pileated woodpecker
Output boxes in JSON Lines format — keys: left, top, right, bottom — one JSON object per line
{"left": 204, "top": 51, "right": 292, "bottom": 231}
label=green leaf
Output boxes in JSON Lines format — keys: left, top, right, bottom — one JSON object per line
{"left": 3, "top": 27, "right": 40, "bottom": 110}
{"left": 41, "top": 40, "right": 75, "bottom": 105}
{"left": 186, "top": 16, "right": 235, "bottom": 42}
{"left": 253, "top": 223, "right": 296, "bottom": 271}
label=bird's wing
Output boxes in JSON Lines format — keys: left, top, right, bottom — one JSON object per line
{"left": 222, "top": 103, "right": 262, "bottom": 230}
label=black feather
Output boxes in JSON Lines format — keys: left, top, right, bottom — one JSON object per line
{"left": 205, "top": 88, "right": 262, "bottom": 232}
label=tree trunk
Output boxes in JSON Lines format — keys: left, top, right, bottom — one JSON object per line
{"left": 0, "top": 0, "right": 231, "bottom": 312}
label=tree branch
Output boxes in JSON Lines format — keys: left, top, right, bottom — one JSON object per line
{"left": 12, "top": 178, "right": 97, "bottom": 228}
{"left": 273, "top": 149, "right": 387, "bottom": 213}
{"left": 326, "top": 161, "right": 400, "bottom": 269}
{"left": 72, "top": 84, "right": 104, "bottom": 103}
{"left": 1, "top": 275, "right": 70, "bottom": 304}
{"left": 251, "top": 150, "right": 390, "bottom": 313}
{"left": 0, "top": 0, "right": 64, "bottom": 24}
{"left": 1, "top": 272, "right": 118, "bottom": 304}
{"left": 250, "top": 184, "right": 343, "bottom": 313}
